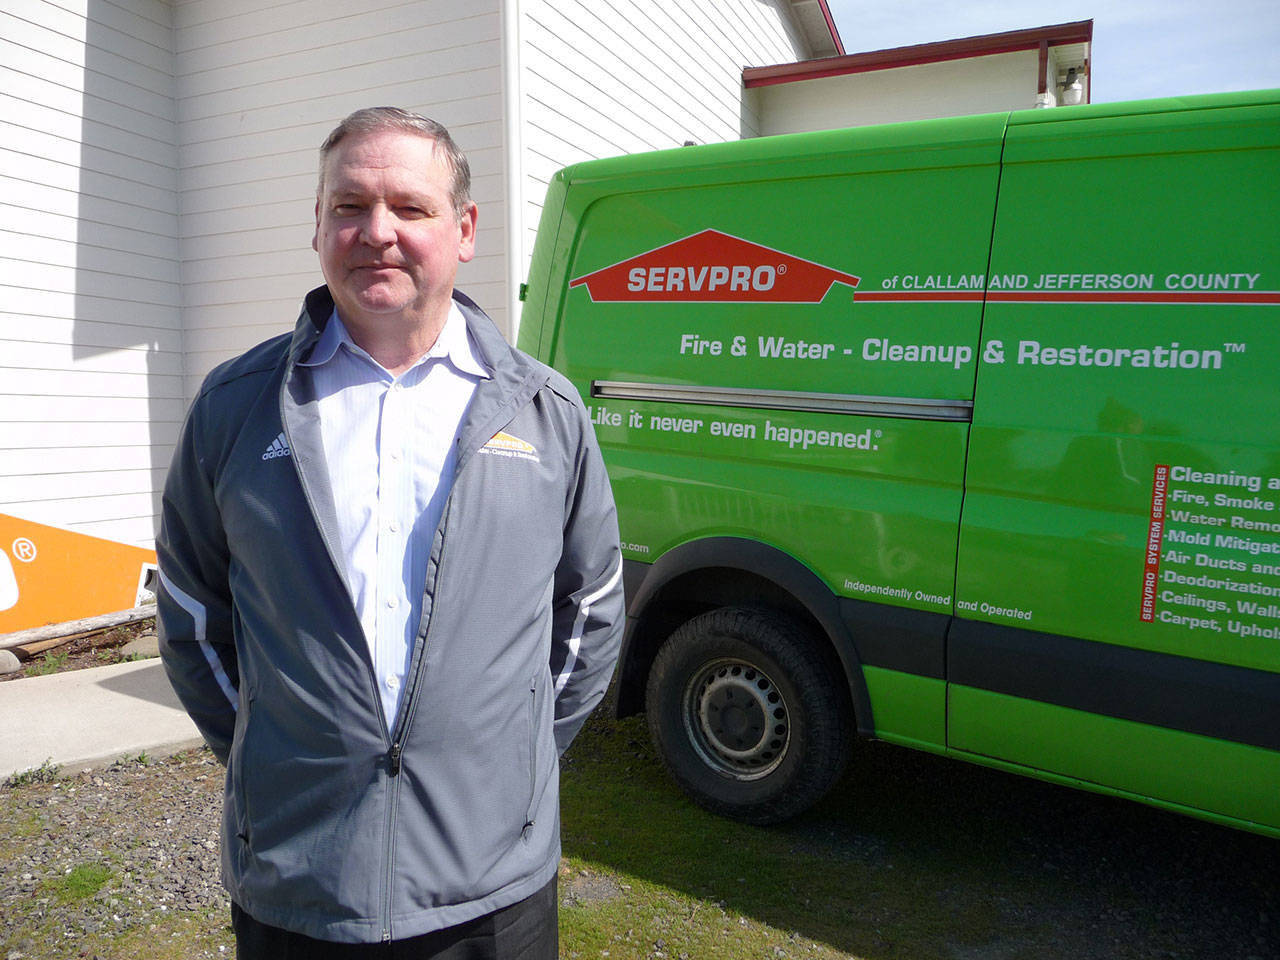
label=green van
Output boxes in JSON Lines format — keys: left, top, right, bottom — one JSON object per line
{"left": 517, "top": 90, "right": 1280, "bottom": 837}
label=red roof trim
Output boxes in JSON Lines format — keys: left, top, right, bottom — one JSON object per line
{"left": 744, "top": 19, "right": 1091, "bottom": 89}
{"left": 814, "top": 0, "right": 845, "bottom": 56}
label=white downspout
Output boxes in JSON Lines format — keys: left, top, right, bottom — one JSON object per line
{"left": 500, "top": 0, "right": 525, "bottom": 341}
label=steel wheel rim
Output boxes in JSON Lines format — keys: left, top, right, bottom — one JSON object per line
{"left": 682, "top": 658, "right": 790, "bottom": 780}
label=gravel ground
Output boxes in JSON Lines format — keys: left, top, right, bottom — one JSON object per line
{"left": 1, "top": 751, "right": 230, "bottom": 960}
{"left": 2, "top": 728, "right": 1277, "bottom": 960}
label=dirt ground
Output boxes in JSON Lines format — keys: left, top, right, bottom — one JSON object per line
{"left": 0, "top": 618, "right": 157, "bottom": 682}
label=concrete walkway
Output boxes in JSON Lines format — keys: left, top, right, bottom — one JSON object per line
{"left": 0, "top": 659, "right": 203, "bottom": 780}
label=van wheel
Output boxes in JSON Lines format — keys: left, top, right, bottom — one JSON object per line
{"left": 645, "top": 607, "right": 850, "bottom": 824}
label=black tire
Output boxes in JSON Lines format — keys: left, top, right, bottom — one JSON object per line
{"left": 645, "top": 607, "right": 851, "bottom": 824}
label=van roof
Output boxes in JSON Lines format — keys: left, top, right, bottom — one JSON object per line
{"left": 553, "top": 89, "right": 1280, "bottom": 188}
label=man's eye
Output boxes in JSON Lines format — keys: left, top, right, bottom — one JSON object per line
{"left": 399, "top": 207, "right": 427, "bottom": 218}
{"left": 334, "top": 204, "right": 362, "bottom": 214}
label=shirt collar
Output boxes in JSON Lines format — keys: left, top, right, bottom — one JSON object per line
{"left": 429, "top": 302, "right": 491, "bottom": 379}
{"left": 300, "top": 302, "right": 491, "bottom": 380}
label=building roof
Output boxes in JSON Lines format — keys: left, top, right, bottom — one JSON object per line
{"left": 745, "top": 19, "right": 1091, "bottom": 89}
{"left": 785, "top": 0, "right": 845, "bottom": 57}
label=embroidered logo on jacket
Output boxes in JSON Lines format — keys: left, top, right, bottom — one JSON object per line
{"left": 479, "top": 431, "right": 540, "bottom": 463}
{"left": 261, "top": 433, "right": 291, "bottom": 460}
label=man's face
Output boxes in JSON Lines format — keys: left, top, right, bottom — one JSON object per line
{"left": 312, "top": 129, "right": 476, "bottom": 330}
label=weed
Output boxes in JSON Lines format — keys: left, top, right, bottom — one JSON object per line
{"left": 108, "top": 752, "right": 154, "bottom": 770}
{"left": 4, "top": 759, "right": 60, "bottom": 787}
{"left": 26, "top": 649, "right": 70, "bottom": 676}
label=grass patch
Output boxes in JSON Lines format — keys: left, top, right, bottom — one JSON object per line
{"left": 42, "top": 861, "right": 114, "bottom": 903}
{"left": 556, "top": 714, "right": 995, "bottom": 959}
{"left": 555, "top": 703, "right": 1280, "bottom": 959}
{"left": 0, "top": 812, "right": 45, "bottom": 865}
{"left": 114, "top": 913, "right": 235, "bottom": 960}
{"left": 6, "top": 811, "right": 44, "bottom": 840}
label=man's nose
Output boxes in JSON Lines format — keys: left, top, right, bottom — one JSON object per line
{"left": 360, "top": 205, "right": 396, "bottom": 246}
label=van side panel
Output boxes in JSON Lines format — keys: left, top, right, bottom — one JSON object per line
{"left": 862, "top": 667, "right": 946, "bottom": 753}
{"left": 953, "top": 98, "right": 1280, "bottom": 826}
{"left": 519, "top": 91, "right": 1280, "bottom": 834}
{"left": 540, "top": 117, "right": 1007, "bottom": 747}
{"left": 949, "top": 687, "right": 1280, "bottom": 832}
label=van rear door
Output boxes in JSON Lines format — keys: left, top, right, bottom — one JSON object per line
{"left": 951, "top": 92, "right": 1280, "bottom": 829}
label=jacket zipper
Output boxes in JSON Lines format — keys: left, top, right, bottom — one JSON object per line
{"left": 380, "top": 752, "right": 402, "bottom": 943}
{"left": 377, "top": 494, "right": 460, "bottom": 942}
{"left": 523, "top": 680, "right": 537, "bottom": 840}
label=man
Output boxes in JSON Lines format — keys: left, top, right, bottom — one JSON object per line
{"left": 157, "top": 107, "right": 624, "bottom": 957}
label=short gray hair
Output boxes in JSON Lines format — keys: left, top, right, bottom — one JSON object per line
{"left": 317, "top": 107, "right": 472, "bottom": 215}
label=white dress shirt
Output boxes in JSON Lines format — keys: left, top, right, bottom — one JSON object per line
{"left": 299, "top": 304, "right": 491, "bottom": 728}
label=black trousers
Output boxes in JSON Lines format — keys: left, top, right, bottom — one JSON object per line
{"left": 231, "top": 877, "right": 558, "bottom": 960}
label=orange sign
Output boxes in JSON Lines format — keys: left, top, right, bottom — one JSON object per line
{"left": 0, "top": 514, "right": 157, "bottom": 634}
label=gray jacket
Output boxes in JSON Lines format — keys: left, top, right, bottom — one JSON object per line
{"left": 157, "top": 287, "right": 623, "bottom": 943}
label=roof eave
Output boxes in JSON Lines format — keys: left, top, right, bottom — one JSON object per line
{"left": 745, "top": 19, "right": 1092, "bottom": 88}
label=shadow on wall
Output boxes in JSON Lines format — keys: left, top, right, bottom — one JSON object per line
{"left": 0, "top": 1, "right": 177, "bottom": 632}
{"left": 71, "top": 1, "right": 180, "bottom": 553}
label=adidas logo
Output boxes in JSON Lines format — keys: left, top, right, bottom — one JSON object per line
{"left": 262, "top": 432, "right": 291, "bottom": 460}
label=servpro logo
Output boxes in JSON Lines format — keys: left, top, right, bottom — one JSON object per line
{"left": 569, "top": 229, "right": 860, "bottom": 303}
{"left": 479, "top": 431, "right": 540, "bottom": 464}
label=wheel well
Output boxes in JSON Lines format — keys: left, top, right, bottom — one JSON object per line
{"left": 617, "top": 566, "right": 853, "bottom": 724}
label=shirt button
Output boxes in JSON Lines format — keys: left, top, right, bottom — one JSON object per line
{"left": 389, "top": 521, "right": 400, "bottom": 533}
{"left": 386, "top": 674, "right": 400, "bottom": 690}
{"left": 385, "top": 598, "right": 397, "bottom": 609}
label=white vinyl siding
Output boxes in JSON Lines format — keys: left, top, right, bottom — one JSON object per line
{"left": 0, "top": 0, "right": 180, "bottom": 547}
{"left": 5, "top": 0, "right": 814, "bottom": 549}
{"left": 514, "top": 0, "right": 808, "bottom": 305}
{"left": 173, "top": 0, "right": 506, "bottom": 389}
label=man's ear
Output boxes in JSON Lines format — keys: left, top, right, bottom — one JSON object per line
{"left": 457, "top": 202, "right": 478, "bottom": 264}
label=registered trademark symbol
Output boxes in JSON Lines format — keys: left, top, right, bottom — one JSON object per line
{"left": 776, "top": 263, "right": 787, "bottom": 275}
{"left": 874, "top": 430, "right": 883, "bottom": 438}
{"left": 12, "top": 538, "right": 36, "bottom": 563}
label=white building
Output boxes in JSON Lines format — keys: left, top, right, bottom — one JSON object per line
{"left": 1, "top": 0, "right": 841, "bottom": 555}
{"left": 747, "top": 21, "right": 1092, "bottom": 135}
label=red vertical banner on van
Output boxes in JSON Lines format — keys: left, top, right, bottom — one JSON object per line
{"left": 1141, "top": 464, "right": 1169, "bottom": 622}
